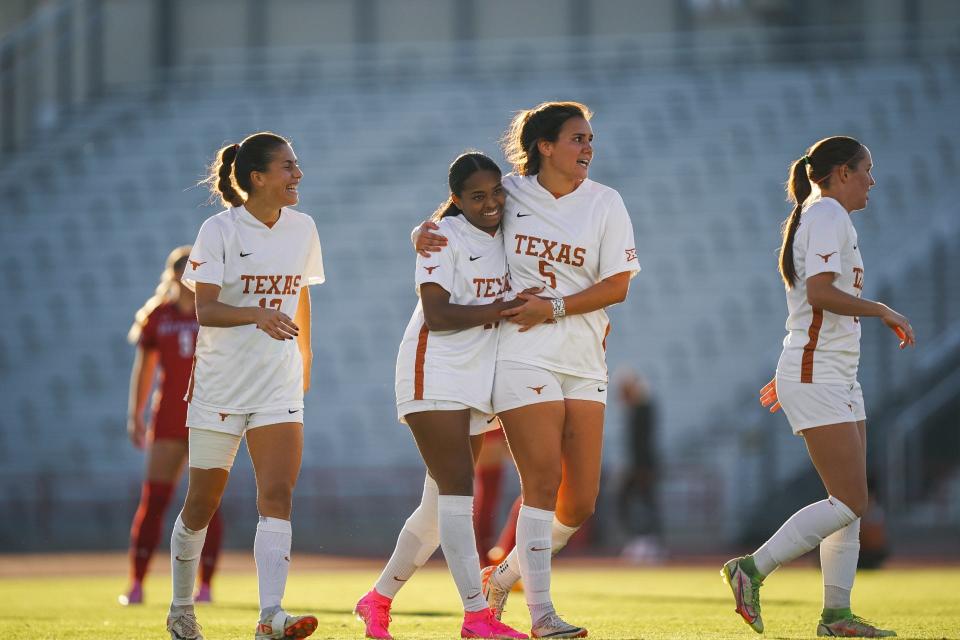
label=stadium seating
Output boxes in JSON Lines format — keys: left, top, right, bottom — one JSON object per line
{"left": 0, "top": 49, "right": 957, "bottom": 551}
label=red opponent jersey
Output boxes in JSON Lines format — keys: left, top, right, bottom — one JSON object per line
{"left": 139, "top": 302, "right": 199, "bottom": 439}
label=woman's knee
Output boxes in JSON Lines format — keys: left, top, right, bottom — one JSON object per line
{"left": 433, "top": 467, "right": 475, "bottom": 496}
{"left": 182, "top": 492, "right": 221, "bottom": 527}
{"left": 521, "top": 472, "right": 562, "bottom": 507}
{"left": 258, "top": 481, "right": 295, "bottom": 514}
{"left": 833, "top": 491, "right": 867, "bottom": 518}
{"left": 559, "top": 500, "right": 596, "bottom": 526}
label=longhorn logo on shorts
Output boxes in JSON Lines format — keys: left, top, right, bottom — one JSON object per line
{"left": 528, "top": 385, "right": 547, "bottom": 395}
{"left": 816, "top": 252, "right": 837, "bottom": 263}
{"left": 188, "top": 259, "right": 206, "bottom": 270}
{"left": 423, "top": 265, "right": 438, "bottom": 274}
{"left": 219, "top": 413, "right": 229, "bottom": 422}
{"left": 625, "top": 248, "right": 637, "bottom": 262}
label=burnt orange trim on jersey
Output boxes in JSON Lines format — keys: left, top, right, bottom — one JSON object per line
{"left": 414, "top": 323, "right": 429, "bottom": 400}
{"left": 602, "top": 322, "right": 611, "bottom": 351}
{"left": 185, "top": 356, "right": 197, "bottom": 402}
{"left": 801, "top": 308, "right": 824, "bottom": 383}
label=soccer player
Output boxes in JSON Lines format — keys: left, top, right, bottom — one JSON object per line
{"left": 165, "top": 132, "right": 323, "bottom": 640}
{"left": 355, "top": 152, "right": 527, "bottom": 640}
{"left": 120, "top": 246, "right": 223, "bottom": 606}
{"left": 723, "top": 136, "right": 914, "bottom": 638}
{"left": 416, "top": 102, "right": 640, "bottom": 638}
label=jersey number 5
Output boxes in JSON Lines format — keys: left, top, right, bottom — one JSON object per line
{"left": 258, "top": 298, "right": 282, "bottom": 310}
{"left": 539, "top": 260, "right": 557, "bottom": 289}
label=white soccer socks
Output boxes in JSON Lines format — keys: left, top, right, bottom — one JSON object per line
{"left": 515, "top": 505, "right": 556, "bottom": 622}
{"left": 255, "top": 516, "right": 292, "bottom": 619}
{"left": 492, "top": 513, "right": 580, "bottom": 589}
{"left": 438, "top": 494, "right": 486, "bottom": 612}
{"left": 170, "top": 514, "right": 208, "bottom": 607}
{"left": 753, "top": 496, "right": 858, "bottom": 577}
{"left": 374, "top": 474, "right": 440, "bottom": 599}
{"left": 821, "top": 517, "right": 860, "bottom": 608}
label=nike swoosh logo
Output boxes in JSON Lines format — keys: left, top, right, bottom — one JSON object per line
{"left": 530, "top": 546, "right": 550, "bottom": 552}
{"left": 283, "top": 555, "right": 290, "bottom": 562}
{"left": 467, "top": 592, "right": 481, "bottom": 599}
{"left": 393, "top": 575, "right": 408, "bottom": 582}
{"left": 516, "top": 213, "right": 532, "bottom": 217}
{"left": 288, "top": 409, "right": 300, "bottom": 414}
{"left": 469, "top": 256, "right": 481, "bottom": 261}
{"left": 175, "top": 555, "right": 189, "bottom": 562}
{"left": 486, "top": 416, "right": 497, "bottom": 423}
{"left": 240, "top": 251, "right": 253, "bottom": 257}
{"left": 597, "top": 386, "right": 606, "bottom": 392}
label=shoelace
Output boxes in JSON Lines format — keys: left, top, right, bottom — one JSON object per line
{"left": 176, "top": 614, "right": 202, "bottom": 636}
{"left": 373, "top": 601, "right": 393, "bottom": 624}
{"left": 539, "top": 612, "right": 575, "bottom": 631}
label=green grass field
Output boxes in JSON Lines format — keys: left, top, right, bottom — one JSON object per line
{"left": 2, "top": 565, "right": 958, "bottom": 639}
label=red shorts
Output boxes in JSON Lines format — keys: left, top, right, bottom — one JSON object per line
{"left": 151, "top": 401, "right": 188, "bottom": 441}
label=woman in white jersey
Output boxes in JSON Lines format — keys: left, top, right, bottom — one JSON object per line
{"left": 417, "top": 102, "right": 640, "bottom": 638}
{"left": 722, "top": 136, "right": 913, "bottom": 639}
{"left": 355, "top": 152, "right": 527, "bottom": 640}
{"left": 165, "top": 132, "right": 323, "bottom": 640}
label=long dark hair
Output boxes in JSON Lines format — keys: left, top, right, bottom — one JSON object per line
{"left": 779, "top": 136, "right": 866, "bottom": 288}
{"left": 430, "top": 151, "right": 502, "bottom": 222}
{"left": 501, "top": 101, "right": 592, "bottom": 176}
{"left": 205, "top": 132, "right": 290, "bottom": 207}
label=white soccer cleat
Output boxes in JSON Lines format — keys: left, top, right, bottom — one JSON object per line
{"left": 255, "top": 609, "right": 318, "bottom": 639}
{"left": 481, "top": 565, "right": 512, "bottom": 621}
{"left": 167, "top": 608, "right": 204, "bottom": 640}
{"left": 530, "top": 612, "right": 587, "bottom": 638}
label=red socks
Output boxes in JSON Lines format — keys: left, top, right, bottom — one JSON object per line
{"left": 129, "top": 480, "right": 174, "bottom": 582}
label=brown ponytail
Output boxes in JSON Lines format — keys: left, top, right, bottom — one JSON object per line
{"left": 210, "top": 143, "right": 244, "bottom": 207}
{"left": 203, "top": 132, "right": 289, "bottom": 208}
{"left": 778, "top": 136, "right": 866, "bottom": 288}
{"left": 501, "top": 101, "right": 592, "bottom": 176}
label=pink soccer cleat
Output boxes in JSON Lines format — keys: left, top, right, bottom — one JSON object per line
{"left": 462, "top": 608, "right": 529, "bottom": 639}
{"left": 118, "top": 581, "right": 143, "bottom": 606}
{"left": 354, "top": 589, "right": 393, "bottom": 640}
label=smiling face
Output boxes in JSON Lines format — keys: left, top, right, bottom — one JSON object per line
{"left": 451, "top": 169, "right": 505, "bottom": 235}
{"left": 249, "top": 143, "right": 302, "bottom": 207}
{"left": 539, "top": 116, "right": 593, "bottom": 184}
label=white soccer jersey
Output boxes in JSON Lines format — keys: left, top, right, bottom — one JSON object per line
{"left": 777, "top": 197, "right": 864, "bottom": 384}
{"left": 182, "top": 206, "right": 325, "bottom": 413}
{"left": 497, "top": 175, "right": 640, "bottom": 380}
{"left": 395, "top": 215, "right": 509, "bottom": 415}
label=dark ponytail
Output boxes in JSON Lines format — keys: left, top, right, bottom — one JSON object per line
{"left": 779, "top": 136, "right": 866, "bottom": 288}
{"left": 204, "top": 132, "right": 289, "bottom": 208}
{"left": 502, "top": 101, "right": 592, "bottom": 176}
{"left": 430, "top": 151, "right": 502, "bottom": 222}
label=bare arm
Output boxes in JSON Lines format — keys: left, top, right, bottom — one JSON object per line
{"left": 295, "top": 286, "right": 312, "bottom": 392}
{"left": 806, "top": 272, "right": 915, "bottom": 346}
{"left": 412, "top": 220, "right": 447, "bottom": 257}
{"left": 420, "top": 283, "right": 522, "bottom": 331}
{"left": 194, "top": 282, "right": 299, "bottom": 341}
{"left": 501, "top": 271, "right": 632, "bottom": 332}
{"left": 127, "top": 346, "right": 159, "bottom": 449}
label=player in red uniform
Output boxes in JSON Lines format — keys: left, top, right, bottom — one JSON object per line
{"left": 120, "top": 246, "right": 223, "bottom": 606}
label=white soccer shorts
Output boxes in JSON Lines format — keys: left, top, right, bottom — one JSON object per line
{"left": 492, "top": 359, "right": 607, "bottom": 413}
{"left": 186, "top": 404, "right": 304, "bottom": 436}
{"left": 776, "top": 376, "right": 866, "bottom": 435}
{"left": 398, "top": 400, "right": 501, "bottom": 436}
